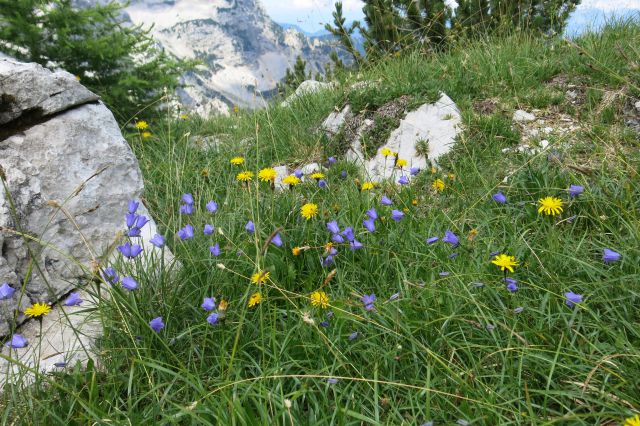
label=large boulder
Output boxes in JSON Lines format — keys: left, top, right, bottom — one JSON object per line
{"left": 0, "top": 59, "right": 166, "bottom": 336}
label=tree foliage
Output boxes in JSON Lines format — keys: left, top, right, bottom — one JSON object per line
{"left": 0, "top": 0, "right": 194, "bottom": 123}
{"left": 327, "top": 0, "right": 581, "bottom": 64}
{"left": 278, "top": 55, "right": 310, "bottom": 95}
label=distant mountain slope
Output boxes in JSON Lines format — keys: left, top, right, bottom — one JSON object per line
{"left": 79, "top": 0, "right": 341, "bottom": 115}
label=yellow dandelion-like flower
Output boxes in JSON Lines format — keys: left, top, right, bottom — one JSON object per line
{"left": 432, "top": 179, "right": 445, "bottom": 192}
{"left": 538, "top": 196, "right": 564, "bottom": 216}
{"left": 75, "top": 75, "right": 81, "bottom": 81}
{"left": 300, "top": 203, "right": 318, "bottom": 220}
{"left": 491, "top": 254, "right": 519, "bottom": 273}
{"left": 361, "top": 182, "right": 375, "bottom": 191}
{"left": 180, "top": 114, "right": 189, "bottom": 120}
{"left": 431, "top": 166, "right": 437, "bottom": 174}
{"left": 412, "top": 199, "right": 418, "bottom": 206}
{"left": 258, "top": 168, "right": 277, "bottom": 182}
{"left": 381, "top": 147, "right": 394, "bottom": 157}
{"left": 24, "top": 302, "right": 51, "bottom": 319}
{"left": 282, "top": 175, "right": 301, "bottom": 186}
{"left": 324, "top": 242, "right": 334, "bottom": 252}
{"left": 236, "top": 171, "right": 254, "bottom": 182}
{"left": 230, "top": 156, "right": 245, "bottom": 166}
{"left": 625, "top": 415, "right": 640, "bottom": 426}
{"left": 311, "top": 172, "right": 325, "bottom": 180}
{"left": 292, "top": 247, "right": 301, "bottom": 256}
{"left": 141, "top": 131, "right": 152, "bottom": 139}
{"left": 248, "top": 292, "right": 262, "bottom": 307}
{"left": 310, "top": 291, "right": 329, "bottom": 309}
{"left": 467, "top": 228, "right": 478, "bottom": 241}
{"left": 396, "top": 159, "right": 408, "bottom": 168}
{"left": 135, "top": 120, "right": 149, "bottom": 130}
{"left": 233, "top": 105, "right": 239, "bottom": 114}
{"left": 251, "top": 271, "right": 270, "bottom": 285}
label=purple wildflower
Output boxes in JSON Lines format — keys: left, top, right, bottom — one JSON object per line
{"left": 326, "top": 220, "right": 340, "bottom": 234}
{"left": 564, "top": 291, "right": 583, "bottom": 307}
{"left": 149, "top": 317, "right": 165, "bottom": 332}
{"left": 449, "top": 252, "right": 459, "bottom": 259}
{"left": 410, "top": 167, "right": 421, "bottom": 176}
{"left": 245, "top": 221, "right": 255, "bottom": 234}
{"left": 63, "top": 292, "right": 82, "bottom": 306}
{"left": 128, "top": 200, "right": 139, "bottom": 214}
{"left": 492, "top": 191, "right": 507, "bottom": 204}
{"left": 331, "top": 233, "right": 345, "bottom": 243}
{"left": 439, "top": 271, "right": 450, "bottom": 277}
{"left": 293, "top": 169, "right": 303, "bottom": 178}
{"left": 505, "top": 278, "right": 518, "bottom": 293}
{"left": 391, "top": 209, "right": 404, "bottom": 221}
{"left": 602, "top": 248, "right": 621, "bottom": 264}
{"left": 204, "top": 224, "right": 214, "bottom": 235}
{"left": 201, "top": 297, "right": 216, "bottom": 311}
{"left": 398, "top": 175, "right": 409, "bottom": 185}
{"left": 206, "top": 200, "right": 218, "bottom": 213}
{"left": 348, "top": 331, "right": 359, "bottom": 341}
{"left": 102, "top": 267, "right": 119, "bottom": 285}
{"left": 380, "top": 195, "right": 393, "bottom": 206}
{"left": 125, "top": 213, "right": 137, "bottom": 228}
{"left": 322, "top": 255, "right": 335, "bottom": 267}
{"left": 350, "top": 239, "right": 364, "bottom": 250}
{"left": 271, "top": 233, "right": 283, "bottom": 247}
{"left": 366, "top": 208, "right": 378, "bottom": 220}
{"left": 318, "top": 179, "right": 327, "bottom": 188}
{"left": 118, "top": 242, "right": 143, "bottom": 258}
{"left": 361, "top": 294, "right": 376, "bottom": 311}
{"left": 121, "top": 276, "right": 138, "bottom": 291}
{"left": 209, "top": 244, "right": 221, "bottom": 257}
{"left": 426, "top": 237, "right": 439, "bottom": 245}
{"left": 363, "top": 217, "right": 376, "bottom": 233}
{"left": 388, "top": 293, "right": 400, "bottom": 301}
{"left": 5, "top": 334, "right": 27, "bottom": 349}
{"left": 327, "top": 378, "right": 339, "bottom": 385}
{"left": 177, "top": 224, "right": 194, "bottom": 240}
{"left": 207, "top": 312, "right": 219, "bottom": 325}
{"left": 443, "top": 230, "right": 459, "bottom": 247}
{"left": 513, "top": 307, "right": 524, "bottom": 314}
{"left": 569, "top": 185, "right": 584, "bottom": 198}
{"left": 182, "top": 193, "right": 194, "bottom": 205}
{"left": 340, "top": 170, "right": 348, "bottom": 179}
{"left": 0, "top": 283, "right": 15, "bottom": 300}
{"left": 328, "top": 156, "right": 337, "bottom": 165}
{"left": 179, "top": 204, "right": 194, "bottom": 215}
{"left": 342, "top": 227, "right": 355, "bottom": 242}
{"left": 150, "top": 234, "right": 165, "bottom": 248}
{"left": 319, "top": 321, "right": 330, "bottom": 328}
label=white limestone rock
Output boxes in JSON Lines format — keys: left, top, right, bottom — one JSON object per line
{"left": 366, "top": 94, "right": 462, "bottom": 181}
{"left": 513, "top": 110, "right": 536, "bottom": 123}
{"left": 282, "top": 81, "right": 334, "bottom": 107}
{"left": 321, "top": 105, "right": 352, "bottom": 137}
{"left": 0, "top": 59, "right": 99, "bottom": 125}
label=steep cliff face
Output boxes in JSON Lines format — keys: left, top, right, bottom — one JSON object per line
{"left": 82, "top": 0, "right": 337, "bottom": 115}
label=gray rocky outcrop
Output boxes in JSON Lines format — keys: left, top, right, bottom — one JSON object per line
{"left": 0, "top": 59, "right": 166, "bottom": 336}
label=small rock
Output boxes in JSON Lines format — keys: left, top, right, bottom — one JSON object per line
{"left": 540, "top": 139, "right": 550, "bottom": 149}
{"left": 273, "top": 165, "right": 288, "bottom": 191}
{"left": 513, "top": 110, "right": 536, "bottom": 123}
{"left": 635, "top": 100, "right": 640, "bottom": 113}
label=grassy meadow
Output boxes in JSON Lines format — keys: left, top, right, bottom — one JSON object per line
{"left": 2, "top": 20, "right": 640, "bottom": 425}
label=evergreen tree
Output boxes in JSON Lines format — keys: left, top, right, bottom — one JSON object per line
{"left": 0, "top": 0, "right": 194, "bottom": 123}
{"left": 278, "top": 55, "right": 310, "bottom": 95}
{"left": 324, "top": 2, "right": 362, "bottom": 65}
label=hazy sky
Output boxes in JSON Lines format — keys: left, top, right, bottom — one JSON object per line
{"left": 261, "top": 0, "right": 640, "bottom": 33}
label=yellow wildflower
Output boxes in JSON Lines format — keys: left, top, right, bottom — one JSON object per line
{"left": 381, "top": 147, "right": 394, "bottom": 157}
{"left": 538, "top": 197, "right": 564, "bottom": 216}
{"left": 292, "top": 247, "right": 301, "bottom": 256}
{"left": 396, "top": 159, "right": 407, "bottom": 168}
{"left": 625, "top": 415, "right": 640, "bottom": 426}
{"left": 141, "top": 131, "right": 152, "bottom": 139}
{"left": 230, "top": 156, "right": 245, "bottom": 166}
{"left": 361, "top": 182, "right": 375, "bottom": 191}
{"left": 310, "top": 291, "right": 329, "bottom": 309}
{"left": 491, "top": 254, "right": 518, "bottom": 273}
{"left": 236, "top": 171, "right": 254, "bottom": 182}
{"left": 248, "top": 292, "right": 262, "bottom": 307}
{"left": 311, "top": 172, "right": 325, "bottom": 180}
{"left": 300, "top": 203, "right": 318, "bottom": 220}
{"left": 258, "top": 167, "right": 277, "bottom": 183}
{"left": 135, "top": 121, "right": 149, "bottom": 130}
{"left": 24, "top": 303, "right": 51, "bottom": 319}
{"left": 282, "top": 175, "right": 301, "bottom": 186}
{"left": 432, "top": 179, "right": 445, "bottom": 192}
{"left": 251, "top": 271, "right": 270, "bottom": 285}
